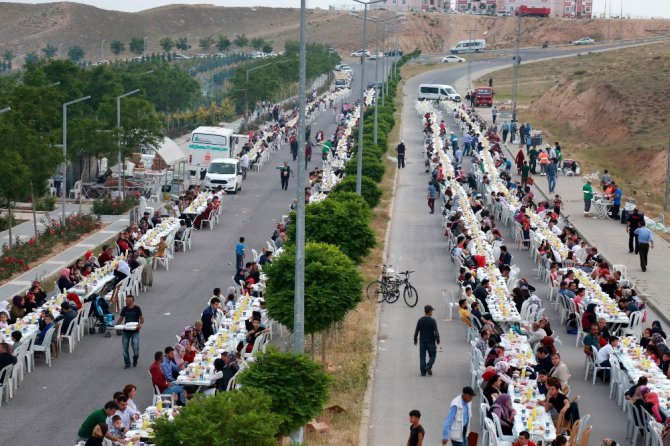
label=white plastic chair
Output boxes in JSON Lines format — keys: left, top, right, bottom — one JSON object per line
{"left": 483, "top": 418, "right": 512, "bottom": 446}
{"left": 68, "top": 180, "right": 82, "bottom": 200}
{"left": 0, "top": 364, "right": 14, "bottom": 406}
{"left": 33, "top": 326, "right": 57, "bottom": 367}
{"left": 621, "top": 311, "right": 643, "bottom": 338}
{"left": 587, "top": 345, "right": 610, "bottom": 384}
{"left": 60, "top": 318, "right": 78, "bottom": 354}
{"left": 154, "top": 251, "right": 171, "bottom": 271}
{"left": 252, "top": 249, "right": 259, "bottom": 263}
{"left": 491, "top": 412, "right": 515, "bottom": 443}
{"left": 9, "top": 344, "right": 27, "bottom": 397}
{"left": 23, "top": 334, "right": 37, "bottom": 374}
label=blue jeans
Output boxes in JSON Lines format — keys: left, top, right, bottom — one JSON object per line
{"left": 419, "top": 342, "right": 437, "bottom": 374}
{"left": 163, "top": 384, "right": 186, "bottom": 404}
{"left": 463, "top": 142, "right": 471, "bottom": 156}
{"left": 121, "top": 331, "right": 140, "bottom": 366}
{"left": 548, "top": 175, "right": 556, "bottom": 193}
{"left": 236, "top": 253, "right": 244, "bottom": 271}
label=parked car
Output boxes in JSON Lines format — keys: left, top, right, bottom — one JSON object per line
{"left": 572, "top": 37, "right": 595, "bottom": 45}
{"left": 174, "top": 54, "right": 191, "bottom": 60}
{"left": 340, "top": 64, "right": 353, "bottom": 74}
{"left": 350, "top": 50, "right": 371, "bottom": 57}
{"left": 385, "top": 49, "right": 404, "bottom": 57}
{"left": 368, "top": 52, "right": 385, "bottom": 60}
{"left": 335, "top": 79, "right": 348, "bottom": 89}
{"left": 367, "top": 81, "right": 382, "bottom": 89}
{"left": 195, "top": 53, "right": 207, "bottom": 59}
{"left": 442, "top": 55, "right": 465, "bottom": 63}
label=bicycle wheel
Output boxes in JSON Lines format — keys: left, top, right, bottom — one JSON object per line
{"left": 385, "top": 285, "right": 400, "bottom": 303}
{"left": 366, "top": 280, "right": 386, "bottom": 303}
{"left": 403, "top": 284, "right": 419, "bottom": 308}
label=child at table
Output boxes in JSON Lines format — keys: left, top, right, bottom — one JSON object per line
{"left": 512, "top": 430, "right": 536, "bottom": 446}
{"left": 108, "top": 415, "right": 127, "bottom": 440}
{"left": 155, "top": 236, "right": 168, "bottom": 259}
{"left": 0, "top": 311, "right": 9, "bottom": 328}
{"left": 553, "top": 194, "right": 564, "bottom": 215}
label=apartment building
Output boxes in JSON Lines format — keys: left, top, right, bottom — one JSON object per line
{"left": 454, "top": 0, "right": 592, "bottom": 17}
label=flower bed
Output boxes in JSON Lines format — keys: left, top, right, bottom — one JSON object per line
{"left": 92, "top": 196, "right": 139, "bottom": 215}
{"left": 0, "top": 212, "right": 101, "bottom": 281}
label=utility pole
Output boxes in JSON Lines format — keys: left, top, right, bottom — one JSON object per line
{"left": 511, "top": 13, "right": 522, "bottom": 127}
{"left": 620, "top": 0, "right": 624, "bottom": 41}
{"left": 606, "top": 0, "right": 611, "bottom": 42}
{"left": 663, "top": 137, "right": 670, "bottom": 225}
{"left": 465, "top": 27, "right": 477, "bottom": 90}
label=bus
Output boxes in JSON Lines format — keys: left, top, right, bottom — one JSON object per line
{"left": 188, "top": 126, "right": 235, "bottom": 178}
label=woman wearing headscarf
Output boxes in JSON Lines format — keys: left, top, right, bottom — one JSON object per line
{"left": 581, "top": 303, "right": 598, "bottom": 333}
{"left": 652, "top": 321, "right": 667, "bottom": 339}
{"left": 494, "top": 360, "right": 514, "bottom": 388}
{"left": 10, "top": 295, "right": 25, "bottom": 323}
{"left": 540, "top": 336, "right": 557, "bottom": 355}
{"left": 490, "top": 393, "right": 516, "bottom": 435}
{"left": 57, "top": 268, "right": 75, "bottom": 292}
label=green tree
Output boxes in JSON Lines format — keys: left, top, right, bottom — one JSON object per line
{"left": 286, "top": 197, "right": 375, "bottom": 263}
{"left": 199, "top": 36, "right": 214, "bottom": 52}
{"left": 42, "top": 44, "right": 58, "bottom": 59}
{"left": 216, "top": 35, "right": 231, "bottom": 52}
{"left": 159, "top": 37, "right": 174, "bottom": 53}
{"left": 153, "top": 388, "right": 280, "bottom": 446}
{"left": 261, "top": 43, "right": 273, "bottom": 54}
{"left": 233, "top": 34, "right": 249, "bottom": 48}
{"left": 24, "top": 52, "right": 39, "bottom": 63}
{"left": 251, "top": 37, "right": 265, "bottom": 51}
{"left": 67, "top": 46, "right": 85, "bottom": 62}
{"left": 175, "top": 37, "right": 189, "bottom": 51}
{"left": 332, "top": 175, "right": 382, "bottom": 208}
{"left": 129, "top": 37, "right": 145, "bottom": 55}
{"left": 265, "top": 242, "right": 363, "bottom": 334}
{"left": 238, "top": 348, "right": 332, "bottom": 437}
{"left": 344, "top": 155, "right": 385, "bottom": 183}
{"left": 2, "top": 50, "right": 14, "bottom": 69}
{"left": 110, "top": 40, "right": 125, "bottom": 55}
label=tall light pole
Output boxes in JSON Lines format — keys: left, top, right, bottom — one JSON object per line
{"left": 101, "top": 39, "right": 106, "bottom": 60}
{"left": 293, "top": 0, "right": 308, "bottom": 365}
{"left": 511, "top": 12, "right": 522, "bottom": 128}
{"left": 663, "top": 137, "right": 670, "bottom": 225}
{"left": 62, "top": 96, "right": 91, "bottom": 226}
{"left": 116, "top": 89, "right": 140, "bottom": 196}
{"left": 0, "top": 107, "right": 11, "bottom": 247}
{"left": 353, "top": 0, "right": 383, "bottom": 195}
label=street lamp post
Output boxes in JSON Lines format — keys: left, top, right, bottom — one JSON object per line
{"left": 116, "top": 89, "right": 141, "bottom": 196}
{"left": 353, "top": 0, "right": 384, "bottom": 195}
{"left": 101, "top": 39, "right": 106, "bottom": 60}
{"left": 62, "top": 96, "right": 91, "bottom": 226}
{"left": 0, "top": 107, "right": 11, "bottom": 247}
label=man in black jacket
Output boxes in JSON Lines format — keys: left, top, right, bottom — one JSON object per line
{"left": 397, "top": 141, "right": 406, "bottom": 168}
{"left": 413, "top": 305, "right": 440, "bottom": 377}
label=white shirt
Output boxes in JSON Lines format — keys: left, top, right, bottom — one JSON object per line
{"left": 596, "top": 343, "right": 615, "bottom": 364}
{"left": 240, "top": 154, "right": 250, "bottom": 168}
{"left": 117, "top": 260, "right": 131, "bottom": 277}
{"left": 549, "top": 224, "right": 562, "bottom": 237}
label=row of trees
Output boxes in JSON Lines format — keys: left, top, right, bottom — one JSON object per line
{"left": 107, "top": 34, "right": 273, "bottom": 56}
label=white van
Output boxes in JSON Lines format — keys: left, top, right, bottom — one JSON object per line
{"left": 203, "top": 158, "right": 243, "bottom": 193}
{"left": 450, "top": 39, "right": 486, "bottom": 54}
{"left": 418, "top": 84, "right": 461, "bottom": 102}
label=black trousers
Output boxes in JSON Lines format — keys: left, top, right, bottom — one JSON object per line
{"left": 280, "top": 175, "right": 289, "bottom": 190}
{"left": 638, "top": 242, "right": 649, "bottom": 271}
{"left": 629, "top": 233, "right": 638, "bottom": 254}
{"left": 398, "top": 155, "right": 405, "bottom": 168}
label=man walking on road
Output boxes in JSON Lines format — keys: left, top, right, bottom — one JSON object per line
{"left": 235, "top": 237, "right": 245, "bottom": 271}
{"left": 116, "top": 295, "right": 143, "bottom": 369}
{"left": 441, "top": 387, "right": 476, "bottom": 446}
{"left": 290, "top": 136, "right": 298, "bottom": 161}
{"left": 627, "top": 208, "right": 643, "bottom": 254}
{"left": 491, "top": 105, "right": 498, "bottom": 124}
{"left": 427, "top": 182, "right": 438, "bottom": 214}
{"left": 397, "top": 140, "right": 406, "bottom": 168}
{"left": 546, "top": 159, "right": 557, "bottom": 193}
{"left": 277, "top": 161, "right": 293, "bottom": 191}
{"left": 634, "top": 220, "right": 653, "bottom": 272}
{"left": 407, "top": 409, "right": 425, "bottom": 446}
{"left": 240, "top": 152, "right": 250, "bottom": 180}
{"left": 413, "top": 304, "right": 440, "bottom": 376}
{"left": 583, "top": 180, "right": 594, "bottom": 217}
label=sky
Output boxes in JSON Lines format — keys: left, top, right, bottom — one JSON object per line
{"left": 9, "top": 0, "right": 670, "bottom": 18}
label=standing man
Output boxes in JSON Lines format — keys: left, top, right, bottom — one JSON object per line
{"left": 427, "top": 182, "right": 438, "bottom": 214}
{"left": 634, "top": 220, "right": 653, "bottom": 272}
{"left": 520, "top": 161, "right": 530, "bottom": 189}
{"left": 462, "top": 133, "right": 472, "bottom": 157}
{"left": 397, "top": 140, "right": 406, "bottom": 169}
{"left": 305, "top": 139, "right": 313, "bottom": 168}
{"left": 240, "top": 152, "right": 250, "bottom": 181}
{"left": 528, "top": 146, "right": 538, "bottom": 174}
{"left": 441, "top": 387, "right": 476, "bottom": 446}
{"left": 626, "top": 208, "right": 643, "bottom": 254}
{"left": 277, "top": 161, "right": 293, "bottom": 191}
{"left": 413, "top": 304, "right": 440, "bottom": 376}
{"left": 546, "top": 159, "right": 557, "bottom": 193}
{"left": 235, "top": 237, "right": 245, "bottom": 271}
{"left": 582, "top": 180, "right": 594, "bottom": 217}
{"left": 488, "top": 77, "right": 493, "bottom": 88}
{"left": 407, "top": 410, "right": 425, "bottom": 446}
{"left": 491, "top": 105, "right": 498, "bottom": 125}
{"left": 501, "top": 122, "right": 509, "bottom": 143}
{"left": 201, "top": 297, "right": 221, "bottom": 340}
{"left": 518, "top": 123, "right": 525, "bottom": 146}
{"left": 116, "top": 295, "right": 143, "bottom": 369}
{"left": 609, "top": 183, "right": 622, "bottom": 220}
{"left": 600, "top": 169, "right": 612, "bottom": 191}
{"left": 290, "top": 135, "right": 298, "bottom": 161}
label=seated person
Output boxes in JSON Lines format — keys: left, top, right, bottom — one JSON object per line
{"left": 57, "top": 268, "right": 76, "bottom": 292}
{"left": 242, "top": 317, "right": 269, "bottom": 353}
{"left": 149, "top": 351, "right": 186, "bottom": 405}
{"left": 490, "top": 393, "right": 515, "bottom": 435}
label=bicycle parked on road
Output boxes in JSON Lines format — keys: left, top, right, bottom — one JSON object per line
{"left": 366, "top": 264, "right": 419, "bottom": 307}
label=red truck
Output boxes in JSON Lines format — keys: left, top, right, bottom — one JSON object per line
{"left": 474, "top": 87, "right": 494, "bottom": 107}
{"left": 515, "top": 5, "right": 551, "bottom": 17}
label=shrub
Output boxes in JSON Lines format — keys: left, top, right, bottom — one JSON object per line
{"left": 0, "top": 213, "right": 16, "bottom": 231}
{"left": 344, "top": 155, "right": 385, "bottom": 183}
{"left": 238, "top": 348, "right": 333, "bottom": 437}
{"left": 264, "top": 242, "right": 363, "bottom": 334}
{"left": 92, "top": 196, "right": 139, "bottom": 215}
{"left": 286, "top": 197, "right": 375, "bottom": 263}
{"left": 153, "top": 387, "right": 280, "bottom": 446}
{"left": 332, "top": 175, "right": 382, "bottom": 208}
{"left": 35, "top": 196, "right": 57, "bottom": 212}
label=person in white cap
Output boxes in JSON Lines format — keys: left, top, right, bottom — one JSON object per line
{"left": 397, "top": 140, "right": 406, "bottom": 168}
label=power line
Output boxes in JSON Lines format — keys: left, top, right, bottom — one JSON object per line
{"left": 511, "top": 12, "right": 521, "bottom": 126}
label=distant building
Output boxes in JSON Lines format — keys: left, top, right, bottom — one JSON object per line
{"left": 454, "top": 0, "right": 592, "bottom": 17}
{"left": 371, "top": 0, "right": 446, "bottom": 12}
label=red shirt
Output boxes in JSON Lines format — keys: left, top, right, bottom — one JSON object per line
{"left": 513, "top": 442, "right": 536, "bottom": 446}
{"left": 149, "top": 361, "right": 170, "bottom": 392}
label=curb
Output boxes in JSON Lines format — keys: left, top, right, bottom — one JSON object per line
{"left": 357, "top": 94, "right": 403, "bottom": 446}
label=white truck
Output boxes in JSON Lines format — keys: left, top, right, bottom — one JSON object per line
{"left": 450, "top": 39, "right": 486, "bottom": 54}
{"left": 188, "top": 126, "right": 238, "bottom": 179}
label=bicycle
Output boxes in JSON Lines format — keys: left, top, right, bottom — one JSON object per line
{"left": 366, "top": 264, "right": 419, "bottom": 307}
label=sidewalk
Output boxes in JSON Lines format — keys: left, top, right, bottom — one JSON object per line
{"left": 0, "top": 214, "right": 128, "bottom": 299}
{"left": 473, "top": 104, "right": 670, "bottom": 323}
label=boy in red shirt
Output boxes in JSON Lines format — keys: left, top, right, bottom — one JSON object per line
{"left": 513, "top": 431, "right": 536, "bottom": 446}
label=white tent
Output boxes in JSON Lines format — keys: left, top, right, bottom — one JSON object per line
{"left": 155, "top": 137, "right": 187, "bottom": 167}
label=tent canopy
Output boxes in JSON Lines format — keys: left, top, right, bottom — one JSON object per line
{"left": 156, "top": 137, "right": 187, "bottom": 166}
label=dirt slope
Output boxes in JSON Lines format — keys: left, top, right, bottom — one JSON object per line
{"left": 1, "top": 2, "right": 669, "bottom": 59}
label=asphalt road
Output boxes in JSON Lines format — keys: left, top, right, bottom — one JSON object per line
{"left": 0, "top": 61, "right": 385, "bottom": 445}
{"left": 367, "top": 43, "right": 660, "bottom": 445}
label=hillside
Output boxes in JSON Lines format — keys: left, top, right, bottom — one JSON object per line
{"left": 476, "top": 42, "right": 670, "bottom": 217}
{"left": 1, "top": 2, "right": 670, "bottom": 61}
